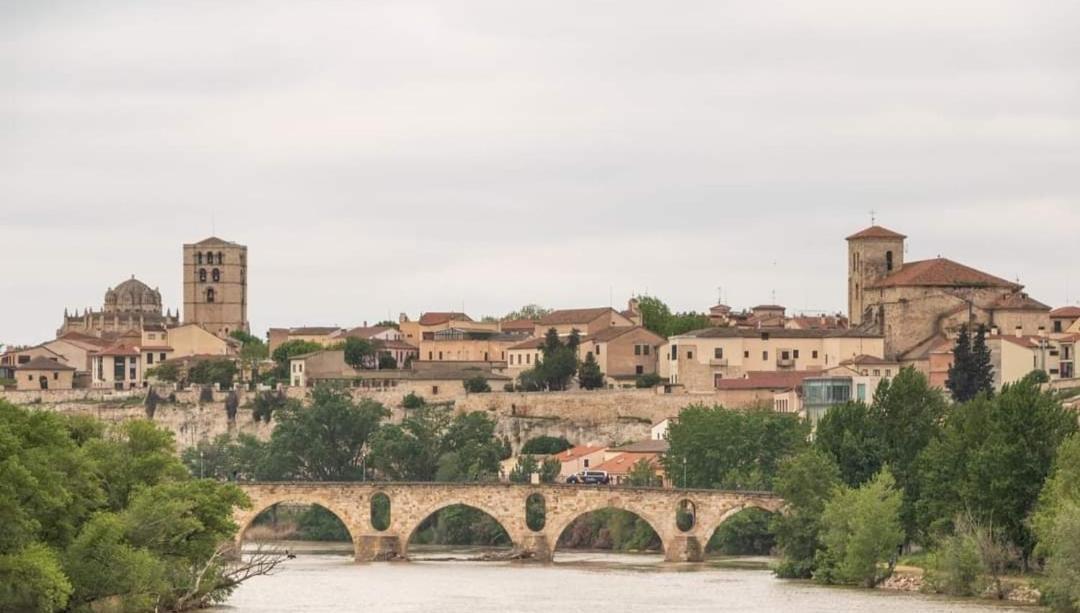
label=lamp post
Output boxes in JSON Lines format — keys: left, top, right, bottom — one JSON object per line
{"left": 682, "top": 457, "right": 687, "bottom": 489}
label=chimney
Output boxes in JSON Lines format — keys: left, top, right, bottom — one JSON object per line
{"left": 990, "top": 326, "right": 999, "bottom": 336}
{"left": 363, "top": 321, "right": 368, "bottom": 327}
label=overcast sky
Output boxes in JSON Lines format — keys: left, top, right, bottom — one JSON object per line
{"left": 3, "top": 1, "right": 1078, "bottom": 345}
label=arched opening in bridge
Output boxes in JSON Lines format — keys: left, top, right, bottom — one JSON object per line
{"left": 705, "top": 507, "right": 778, "bottom": 559}
{"left": 554, "top": 508, "right": 662, "bottom": 562}
{"left": 407, "top": 504, "right": 512, "bottom": 560}
{"left": 370, "top": 493, "right": 390, "bottom": 531}
{"left": 526, "top": 493, "right": 545, "bottom": 532}
{"left": 242, "top": 502, "right": 354, "bottom": 558}
{"left": 676, "top": 499, "right": 696, "bottom": 532}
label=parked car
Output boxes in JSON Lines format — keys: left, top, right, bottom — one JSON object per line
{"left": 566, "top": 470, "right": 610, "bottom": 485}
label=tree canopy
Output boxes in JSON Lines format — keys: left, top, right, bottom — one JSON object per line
{"left": 635, "top": 295, "right": 712, "bottom": 337}
{"left": 946, "top": 324, "right": 994, "bottom": 403}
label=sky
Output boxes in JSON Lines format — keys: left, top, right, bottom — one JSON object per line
{"left": 2, "top": 1, "right": 1078, "bottom": 345}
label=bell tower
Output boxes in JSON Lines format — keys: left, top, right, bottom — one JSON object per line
{"left": 182, "top": 237, "right": 249, "bottom": 337}
{"left": 846, "top": 226, "right": 906, "bottom": 326}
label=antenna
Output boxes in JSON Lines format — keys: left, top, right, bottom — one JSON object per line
{"left": 870, "top": 209, "right": 876, "bottom": 225}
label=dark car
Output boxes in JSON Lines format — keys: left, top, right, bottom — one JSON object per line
{"left": 566, "top": 470, "right": 610, "bottom": 485}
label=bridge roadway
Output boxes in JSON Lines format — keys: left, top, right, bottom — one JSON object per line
{"left": 236, "top": 482, "right": 784, "bottom": 563}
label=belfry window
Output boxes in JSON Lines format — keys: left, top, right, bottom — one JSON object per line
{"left": 886, "top": 251, "right": 894, "bottom": 272}
{"left": 199, "top": 268, "right": 207, "bottom": 282}
{"left": 212, "top": 268, "right": 220, "bottom": 282}
{"left": 197, "top": 253, "right": 203, "bottom": 265}
{"left": 206, "top": 288, "right": 215, "bottom": 303}
{"left": 216, "top": 252, "right": 223, "bottom": 265}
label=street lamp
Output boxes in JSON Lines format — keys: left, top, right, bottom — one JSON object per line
{"left": 682, "top": 457, "right": 687, "bottom": 489}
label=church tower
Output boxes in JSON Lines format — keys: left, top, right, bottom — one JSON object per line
{"left": 182, "top": 237, "right": 249, "bottom": 337}
{"left": 846, "top": 226, "right": 906, "bottom": 326}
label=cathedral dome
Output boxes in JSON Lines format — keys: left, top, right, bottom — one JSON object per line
{"left": 103, "top": 276, "right": 162, "bottom": 313}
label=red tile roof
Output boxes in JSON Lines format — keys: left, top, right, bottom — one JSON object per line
{"left": 868, "top": 258, "right": 1020, "bottom": 290}
{"left": 538, "top": 307, "right": 618, "bottom": 326}
{"left": 500, "top": 319, "right": 538, "bottom": 332}
{"left": 553, "top": 445, "right": 606, "bottom": 462}
{"left": 16, "top": 356, "right": 76, "bottom": 371}
{"left": 993, "top": 292, "right": 1051, "bottom": 311}
{"left": 714, "top": 370, "right": 821, "bottom": 391}
{"left": 418, "top": 312, "right": 472, "bottom": 326}
{"left": 1051, "top": 306, "right": 1080, "bottom": 318}
{"left": 594, "top": 452, "right": 662, "bottom": 475}
{"left": 93, "top": 343, "right": 140, "bottom": 357}
{"left": 846, "top": 225, "right": 907, "bottom": 240}
{"left": 841, "top": 354, "right": 896, "bottom": 366}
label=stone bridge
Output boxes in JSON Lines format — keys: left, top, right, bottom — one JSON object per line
{"left": 235, "top": 482, "right": 784, "bottom": 563}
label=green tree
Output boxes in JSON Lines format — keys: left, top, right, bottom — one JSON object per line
{"left": 342, "top": 337, "right": 375, "bottom": 370}
{"left": 635, "top": 295, "right": 712, "bottom": 337}
{"left": 916, "top": 377, "right": 1077, "bottom": 563}
{"left": 577, "top": 353, "right": 605, "bottom": 390}
{"left": 815, "top": 469, "right": 904, "bottom": 587}
{"left": 814, "top": 401, "right": 885, "bottom": 487}
{"left": 627, "top": 457, "right": 660, "bottom": 487}
{"left": 146, "top": 360, "right": 181, "bottom": 383}
{"left": 266, "top": 385, "right": 388, "bottom": 481}
{"left": 662, "top": 405, "right": 809, "bottom": 490}
{"left": 509, "top": 455, "right": 539, "bottom": 483}
{"left": 463, "top": 375, "right": 491, "bottom": 393}
{"left": 377, "top": 354, "right": 398, "bottom": 370}
{"left": 251, "top": 390, "right": 289, "bottom": 423}
{"left": 502, "top": 304, "right": 551, "bottom": 321}
{"left": 401, "top": 391, "right": 425, "bottom": 410}
{"left": 188, "top": 358, "right": 238, "bottom": 389}
{"left": 0, "top": 543, "right": 73, "bottom": 613}
{"left": 1033, "top": 435, "right": 1080, "bottom": 610}
{"left": 374, "top": 320, "right": 400, "bottom": 330}
{"left": 270, "top": 339, "right": 323, "bottom": 381}
{"left": 709, "top": 508, "right": 776, "bottom": 555}
{"left": 230, "top": 330, "right": 268, "bottom": 384}
{"left": 520, "top": 436, "right": 572, "bottom": 455}
{"left": 635, "top": 373, "right": 663, "bottom": 388}
{"left": 772, "top": 449, "right": 842, "bottom": 579}
{"left": 946, "top": 325, "right": 994, "bottom": 402}
{"left": 369, "top": 404, "right": 451, "bottom": 481}
{"left": 181, "top": 434, "right": 270, "bottom": 481}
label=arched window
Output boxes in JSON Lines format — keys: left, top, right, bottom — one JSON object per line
{"left": 886, "top": 251, "right": 894, "bottom": 272}
{"left": 199, "top": 268, "right": 207, "bottom": 282}
{"left": 204, "top": 251, "right": 213, "bottom": 264}
{"left": 212, "top": 268, "right": 220, "bottom": 282}
{"left": 216, "top": 252, "right": 223, "bottom": 265}
{"left": 196, "top": 252, "right": 203, "bottom": 265}
{"left": 206, "top": 288, "right": 215, "bottom": 303}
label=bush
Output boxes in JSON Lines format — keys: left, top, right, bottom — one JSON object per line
{"left": 463, "top": 376, "right": 491, "bottom": 394}
{"left": 198, "top": 386, "right": 214, "bottom": 403}
{"left": 188, "top": 358, "right": 237, "bottom": 389}
{"left": 144, "top": 388, "right": 159, "bottom": 419}
{"left": 224, "top": 391, "right": 239, "bottom": 422}
{"left": 520, "top": 436, "right": 572, "bottom": 455}
{"left": 252, "top": 390, "right": 287, "bottom": 423}
{"left": 402, "top": 392, "right": 425, "bottom": 409}
{"left": 924, "top": 529, "right": 983, "bottom": 596}
{"left": 635, "top": 373, "right": 663, "bottom": 388}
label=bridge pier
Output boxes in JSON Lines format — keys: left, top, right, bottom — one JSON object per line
{"left": 515, "top": 534, "right": 552, "bottom": 563}
{"left": 664, "top": 535, "right": 704, "bottom": 563}
{"left": 355, "top": 534, "right": 402, "bottom": 562}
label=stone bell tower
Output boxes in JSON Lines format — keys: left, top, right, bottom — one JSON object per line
{"left": 182, "top": 237, "right": 249, "bottom": 337}
{"left": 846, "top": 225, "right": 905, "bottom": 326}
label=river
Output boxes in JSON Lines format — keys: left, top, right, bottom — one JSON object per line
{"left": 216, "top": 548, "right": 1037, "bottom": 612}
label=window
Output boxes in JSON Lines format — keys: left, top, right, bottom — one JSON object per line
{"left": 762, "top": 351, "right": 768, "bottom": 361}
{"left": 428, "top": 352, "right": 433, "bottom": 360}
{"left": 873, "top": 369, "right": 881, "bottom": 376}
{"left": 206, "top": 288, "right": 215, "bottom": 303}
{"left": 643, "top": 345, "right": 650, "bottom": 356}
{"left": 216, "top": 252, "right": 223, "bottom": 264}
{"left": 199, "top": 268, "right": 207, "bottom": 282}
{"left": 1055, "top": 321, "right": 1063, "bottom": 332}
{"left": 781, "top": 351, "right": 790, "bottom": 360}
{"left": 438, "top": 352, "right": 443, "bottom": 360}
{"left": 812, "top": 350, "right": 819, "bottom": 359}
{"left": 636, "top": 365, "right": 644, "bottom": 375}
{"left": 635, "top": 345, "right": 642, "bottom": 356}
{"left": 713, "top": 374, "right": 724, "bottom": 388}
{"left": 53, "top": 372, "right": 59, "bottom": 380}
{"left": 670, "top": 345, "right": 677, "bottom": 360}
{"left": 583, "top": 459, "right": 590, "bottom": 468}
{"left": 687, "top": 351, "right": 693, "bottom": 359}
{"left": 596, "top": 344, "right": 601, "bottom": 355}
{"left": 197, "top": 253, "right": 203, "bottom": 265}
{"left": 432, "top": 385, "right": 439, "bottom": 395}
{"left": 526, "top": 354, "right": 531, "bottom": 364}
{"left": 212, "top": 268, "right": 220, "bottom": 282}
{"left": 885, "top": 369, "right": 892, "bottom": 377}
{"left": 744, "top": 350, "right": 750, "bottom": 359}
{"left": 886, "top": 250, "right": 894, "bottom": 272}
{"left": 159, "top": 353, "right": 166, "bottom": 362}
{"left": 761, "top": 332, "right": 770, "bottom": 341}
{"left": 714, "top": 348, "right": 723, "bottom": 359}
{"left": 793, "top": 350, "right": 800, "bottom": 359}
{"left": 204, "top": 251, "right": 212, "bottom": 264}
{"left": 146, "top": 353, "right": 154, "bottom": 365}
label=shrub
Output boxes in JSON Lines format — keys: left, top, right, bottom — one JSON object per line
{"left": 635, "top": 373, "right": 663, "bottom": 388}
{"left": 402, "top": 392, "right": 425, "bottom": 409}
{"left": 463, "top": 376, "right": 491, "bottom": 394}
{"left": 520, "top": 436, "right": 572, "bottom": 455}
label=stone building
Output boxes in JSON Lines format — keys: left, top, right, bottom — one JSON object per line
{"left": 182, "top": 237, "right": 249, "bottom": 338}
{"left": 847, "top": 225, "right": 1052, "bottom": 359}
{"left": 57, "top": 276, "right": 179, "bottom": 338}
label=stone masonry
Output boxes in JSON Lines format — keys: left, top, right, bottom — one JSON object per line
{"left": 235, "top": 482, "right": 784, "bottom": 563}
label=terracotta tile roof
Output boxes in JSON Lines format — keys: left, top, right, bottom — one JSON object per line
{"left": 16, "top": 356, "right": 75, "bottom": 371}
{"left": 587, "top": 326, "right": 641, "bottom": 343}
{"left": 500, "top": 319, "right": 538, "bottom": 332}
{"left": 714, "top": 370, "right": 821, "bottom": 391}
{"left": 554, "top": 445, "right": 606, "bottom": 462}
{"left": 993, "top": 292, "right": 1051, "bottom": 311}
{"left": 752, "top": 304, "right": 786, "bottom": 311}
{"left": 289, "top": 326, "right": 343, "bottom": 336}
{"left": 846, "top": 225, "right": 907, "bottom": 240}
{"left": 868, "top": 258, "right": 1021, "bottom": 290}
{"left": 138, "top": 345, "right": 174, "bottom": 351}
{"left": 594, "top": 452, "right": 662, "bottom": 475}
{"left": 1051, "top": 306, "right": 1080, "bottom": 318}
{"left": 538, "top": 307, "right": 617, "bottom": 326}
{"left": 677, "top": 327, "right": 881, "bottom": 340}
{"left": 987, "top": 334, "right": 1047, "bottom": 349}
{"left": 609, "top": 439, "right": 670, "bottom": 453}
{"left": 418, "top": 312, "right": 472, "bottom": 326}
{"left": 841, "top": 354, "right": 896, "bottom": 366}
{"left": 373, "top": 339, "right": 418, "bottom": 351}
{"left": 191, "top": 236, "right": 240, "bottom": 246}
{"left": 57, "top": 332, "right": 109, "bottom": 347}
{"left": 509, "top": 337, "right": 547, "bottom": 350}
{"left": 339, "top": 326, "right": 395, "bottom": 339}
{"left": 93, "top": 343, "right": 140, "bottom": 357}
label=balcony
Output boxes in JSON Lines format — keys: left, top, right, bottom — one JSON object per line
{"left": 709, "top": 358, "right": 728, "bottom": 367}
{"left": 776, "top": 357, "right": 795, "bottom": 368}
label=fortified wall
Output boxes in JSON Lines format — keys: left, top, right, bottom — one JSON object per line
{"left": 0, "top": 387, "right": 735, "bottom": 452}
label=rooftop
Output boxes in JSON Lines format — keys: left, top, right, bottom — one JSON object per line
{"left": 675, "top": 327, "right": 881, "bottom": 340}
{"left": 714, "top": 370, "right": 821, "bottom": 391}
{"left": 846, "top": 225, "right": 907, "bottom": 241}
{"left": 538, "top": 307, "right": 618, "bottom": 326}
{"left": 868, "top": 257, "right": 1021, "bottom": 290}
{"left": 609, "top": 439, "right": 670, "bottom": 454}
{"left": 418, "top": 312, "right": 472, "bottom": 326}
{"left": 1051, "top": 306, "right": 1080, "bottom": 318}
{"left": 17, "top": 356, "right": 76, "bottom": 371}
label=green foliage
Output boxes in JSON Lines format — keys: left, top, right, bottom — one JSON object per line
{"left": 502, "top": 304, "right": 551, "bottom": 321}
{"left": 463, "top": 375, "right": 491, "bottom": 393}
{"left": 377, "top": 354, "right": 398, "bottom": 370}
{"left": 627, "top": 457, "right": 661, "bottom": 487}
{"left": 369, "top": 406, "right": 505, "bottom": 483}
{"left": 916, "top": 378, "right": 1077, "bottom": 558}
{"left": 411, "top": 506, "right": 510, "bottom": 547}
{"left": 370, "top": 495, "right": 390, "bottom": 532}
{"left": 0, "top": 543, "right": 72, "bottom": 613}
{"left": 635, "top": 295, "right": 711, "bottom": 337}
{"left": 516, "top": 368, "right": 545, "bottom": 392}
{"left": 577, "top": 352, "right": 605, "bottom": 390}
{"left": 946, "top": 325, "right": 995, "bottom": 403}
{"left": 815, "top": 469, "right": 904, "bottom": 588}
{"left": 188, "top": 358, "right": 238, "bottom": 389}
{"left": 181, "top": 434, "right": 270, "bottom": 481}
{"left": 251, "top": 390, "right": 289, "bottom": 423}
{"left": 267, "top": 386, "right": 388, "bottom": 481}
{"left": 534, "top": 329, "right": 578, "bottom": 391}
{"left": 1033, "top": 435, "right": 1080, "bottom": 611}
{"left": 708, "top": 508, "right": 776, "bottom": 555}
{"left": 146, "top": 361, "right": 181, "bottom": 383}
{"left": 509, "top": 455, "right": 539, "bottom": 483}
{"left": 295, "top": 506, "right": 350, "bottom": 542}
{"left": 635, "top": 373, "right": 663, "bottom": 388}
{"left": 557, "top": 509, "right": 661, "bottom": 552}
{"left": 772, "top": 449, "right": 842, "bottom": 579}
{"left": 813, "top": 401, "right": 884, "bottom": 487}
{"left": 662, "top": 405, "right": 809, "bottom": 490}
{"left": 342, "top": 337, "right": 375, "bottom": 370}
{"left": 402, "top": 392, "right": 426, "bottom": 410}
{"left": 923, "top": 520, "right": 983, "bottom": 596}
{"left": 231, "top": 330, "right": 268, "bottom": 383}
{"left": 520, "top": 436, "right": 572, "bottom": 455}
{"left": 270, "top": 339, "right": 323, "bottom": 381}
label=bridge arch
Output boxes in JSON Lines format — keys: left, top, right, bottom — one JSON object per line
{"left": 698, "top": 500, "right": 786, "bottom": 549}
{"left": 547, "top": 500, "right": 669, "bottom": 558}
{"left": 402, "top": 499, "right": 516, "bottom": 557}
{"left": 234, "top": 492, "right": 360, "bottom": 549}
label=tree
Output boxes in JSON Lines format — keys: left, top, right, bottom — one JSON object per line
{"left": 369, "top": 406, "right": 506, "bottom": 482}
{"left": 627, "top": 457, "right": 660, "bottom": 487}
{"left": 401, "top": 391, "right": 425, "bottom": 410}
{"left": 635, "top": 295, "right": 712, "bottom": 337}
{"left": 266, "top": 385, "right": 388, "bottom": 481}
{"left": 814, "top": 401, "right": 885, "bottom": 487}
{"left": 947, "top": 325, "right": 994, "bottom": 402}
{"left": 1033, "top": 435, "right": 1080, "bottom": 611}
{"left": 230, "top": 330, "right": 268, "bottom": 384}
{"left": 772, "top": 449, "right": 842, "bottom": 579}
{"left": 463, "top": 375, "right": 491, "bottom": 393}
{"left": 377, "top": 354, "right": 398, "bottom": 370}
{"left": 509, "top": 455, "right": 539, "bottom": 483}
{"left": 520, "top": 436, "right": 572, "bottom": 455}
{"left": 502, "top": 304, "right": 551, "bottom": 321}
{"left": 270, "top": 339, "right": 323, "bottom": 381}
{"left": 516, "top": 368, "right": 545, "bottom": 392}
{"left": 342, "top": 337, "right": 375, "bottom": 370}
{"left": 815, "top": 469, "right": 904, "bottom": 587}
{"left": 577, "top": 353, "right": 605, "bottom": 390}
{"left": 662, "top": 405, "right": 809, "bottom": 490}
{"left": 188, "top": 358, "right": 238, "bottom": 389}
{"left": 146, "top": 361, "right": 181, "bottom": 384}
{"left": 224, "top": 391, "right": 239, "bottom": 421}
{"left": 567, "top": 328, "right": 581, "bottom": 352}
{"left": 374, "top": 320, "right": 400, "bottom": 330}
{"left": 635, "top": 373, "right": 663, "bottom": 388}
{"left": 251, "top": 390, "right": 289, "bottom": 423}
{"left": 916, "top": 378, "right": 1077, "bottom": 563}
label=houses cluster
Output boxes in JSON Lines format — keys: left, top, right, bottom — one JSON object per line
{"left": 3, "top": 225, "right": 1078, "bottom": 425}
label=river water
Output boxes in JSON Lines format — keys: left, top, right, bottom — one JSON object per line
{"left": 217, "top": 549, "right": 1036, "bottom": 613}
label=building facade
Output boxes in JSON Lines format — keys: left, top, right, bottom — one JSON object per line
{"left": 57, "top": 276, "right": 179, "bottom": 338}
{"left": 182, "top": 237, "right": 249, "bottom": 338}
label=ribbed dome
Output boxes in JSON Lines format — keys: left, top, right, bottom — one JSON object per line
{"left": 103, "top": 276, "right": 161, "bottom": 312}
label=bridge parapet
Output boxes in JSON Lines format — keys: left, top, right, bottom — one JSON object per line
{"left": 234, "top": 482, "right": 784, "bottom": 563}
